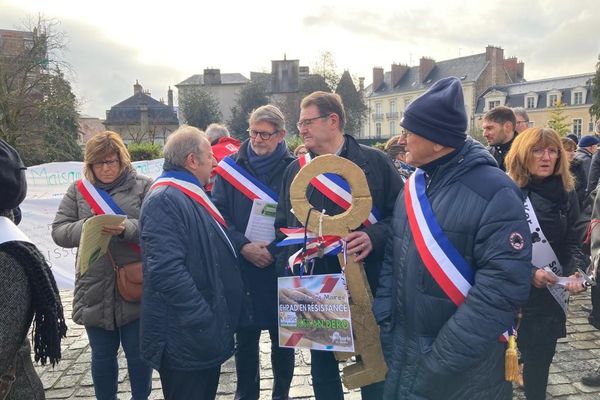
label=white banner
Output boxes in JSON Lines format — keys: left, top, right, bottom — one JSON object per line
{"left": 19, "top": 159, "right": 164, "bottom": 288}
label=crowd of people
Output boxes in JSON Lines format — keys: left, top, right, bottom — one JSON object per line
{"left": 2, "top": 78, "right": 600, "bottom": 400}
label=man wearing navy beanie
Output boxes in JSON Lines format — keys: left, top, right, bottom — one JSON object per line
{"left": 373, "top": 77, "right": 532, "bottom": 399}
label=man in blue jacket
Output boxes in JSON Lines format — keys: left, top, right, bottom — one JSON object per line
{"left": 212, "top": 105, "right": 296, "bottom": 400}
{"left": 140, "top": 126, "right": 243, "bottom": 400}
{"left": 373, "top": 77, "right": 532, "bottom": 399}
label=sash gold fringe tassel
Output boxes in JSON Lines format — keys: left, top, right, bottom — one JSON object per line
{"left": 505, "top": 335, "right": 519, "bottom": 382}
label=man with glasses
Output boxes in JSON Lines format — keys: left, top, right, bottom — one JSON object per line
{"left": 482, "top": 106, "right": 518, "bottom": 171}
{"left": 513, "top": 107, "right": 530, "bottom": 134}
{"left": 212, "top": 105, "right": 296, "bottom": 400}
{"left": 274, "top": 91, "right": 402, "bottom": 400}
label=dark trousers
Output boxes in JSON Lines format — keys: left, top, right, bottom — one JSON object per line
{"left": 85, "top": 319, "right": 152, "bottom": 400}
{"left": 235, "top": 326, "right": 295, "bottom": 400}
{"left": 520, "top": 338, "right": 557, "bottom": 400}
{"left": 159, "top": 365, "right": 221, "bottom": 400}
{"left": 589, "top": 284, "right": 600, "bottom": 329}
{"left": 310, "top": 350, "right": 384, "bottom": 400}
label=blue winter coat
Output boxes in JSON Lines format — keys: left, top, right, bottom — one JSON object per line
{"left": 139, "top": 170, "right": 243, "bottom": 371}
{"left": 212, "top": 139, "right": 295, "bottom": 329}
{"left": 373, "top": 138, "right": 533, "bottom": 400}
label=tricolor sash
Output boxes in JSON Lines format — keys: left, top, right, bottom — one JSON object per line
{"left": 77, "top": 178, "right": 127, "bottom": 216}
{"left": 150, "top": 171, "right": 236, "bottom": 255}
{"left": 405, "top": 169, "right": 510, "bottom": 340}
{"left": 0, "top": 216, "right": 33, "bottom": 245}
{"left": 298, "top": 153, "right": 380, "bottom": 227}
{"left": 524, "top": 196, "right": 568, "bottom": 315}
{"left": 214, "top": 156, "right": 278, "bottom": 203}
{"left": 76, "top": 178, "right": 140, "bottom": 254}
{"left": 150, "top": 171, "right": 228, "bottom": 228}
{"left": 277, "top": 227, "right": 343, "bottom": 272}
{"left": 405, "top": 169, "right": 473, "bottom": 305}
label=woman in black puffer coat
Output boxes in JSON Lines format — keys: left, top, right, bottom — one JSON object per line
{"left": 506, "top": 127, "right": 588, "bottom": 400}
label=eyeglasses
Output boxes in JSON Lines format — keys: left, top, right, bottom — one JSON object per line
{"left": 531, "top": 147, "right": 560, "bottom": 158}
{"left": 247, "top": 129, "right": 279, "bottom": 140}
{"left": 296, "top": 114, "right": 331, "bottom": 130}
{"left": 92, "top": 159, "right": 120, "bottom": 168}
{"left": 516, "top": 120, "right": 529, "bottom": 126}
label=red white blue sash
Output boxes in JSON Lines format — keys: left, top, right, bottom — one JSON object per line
{"left": 406, "top": 169, "right": 510, "bottom": 341}
{"left": 77, "top": 178, "right": 126, "bottom": 216}
{"left": 405, "top": 169, "right": 474, "bottom": 305}
{"left": 214, "top": 156, "right": 278, "bottom": 203}
{"left": 298, "top": 153, "right": 380, "bottom": 227}
{"left": 150, "top": 171, "right": 228, "bottom": 228}
{"left": 76, "top": 177, "right": 140, "bottom": 254}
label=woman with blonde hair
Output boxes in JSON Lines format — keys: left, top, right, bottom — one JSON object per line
{"left": 52, "top": 131, "right": 153, "bottom": 400}
{"left": 505, "top": 127, "right": 587, "bottom": 400}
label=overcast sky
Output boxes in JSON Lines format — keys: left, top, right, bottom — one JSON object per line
{"left": 1, "top": 0, "right": 599, "bottom": 118}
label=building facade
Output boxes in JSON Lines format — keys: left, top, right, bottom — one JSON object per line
{"left": 104, "top": 81, "right": 179, "bottom": 145}
{"left": 475, "top": 73, "right": 596, "bottom": 137}
{"left": 364, "top": 46, "right": 524, "bottom": 140}
{"left": 175, "top": 69, "right": 249, "bottom": 123}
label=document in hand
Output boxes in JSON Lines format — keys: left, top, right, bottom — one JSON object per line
{"left": 77, "top": 214, "right": 126, "bottom": 276}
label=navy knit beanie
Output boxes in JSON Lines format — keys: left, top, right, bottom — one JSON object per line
{"left": 401, "top": 76, "right": 467, "bottom": 148}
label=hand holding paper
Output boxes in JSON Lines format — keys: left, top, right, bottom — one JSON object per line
{"left": 77, "top": 214, "right": 126, "bottom": 276}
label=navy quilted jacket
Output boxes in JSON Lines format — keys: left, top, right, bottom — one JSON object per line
{"left": 373, "top": 138, "right": 533, "bottom": 400}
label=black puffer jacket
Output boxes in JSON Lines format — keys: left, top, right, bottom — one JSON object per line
{"left": 274, "top": 134, "right": 403, "bottom": 292}
{"left": 373, "top": 138, "right": 532, "bottom": 400}
{"left": 519, "top": 179, "right": 587, "bottom": 341}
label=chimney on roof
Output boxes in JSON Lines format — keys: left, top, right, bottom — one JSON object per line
{"left": 485, "top": 45, "right": 505, "bottom": 85}
{"left": 391, "top": 63, "right": 409, "bottom": 87}
{"left": 504, "top": 57, "right": 518, "bottom": 83}
{"left": 167, "top": 86, "right": 174, "bottom": 108}
{"left": 419, "top": 57, "right": 435, "bottom": 83}
{"left": 372, "top": 67, "right": 384, "bottom": 92}
{"left": 517, "top": 61, "right": 525, "bottom": 82}
{"left": 134, "top": 80, "right": 142, "bottom": 95}
{"left": 204, "top": 69, "right": 222, "bottom": 85}
{"left": 359, "top": 77, "right": 365, "bottom": 93}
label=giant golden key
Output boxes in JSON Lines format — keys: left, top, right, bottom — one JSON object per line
{"left": 290, "top": 154, "right": 388, "bottom": 389}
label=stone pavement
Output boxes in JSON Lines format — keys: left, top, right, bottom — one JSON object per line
{"left": 37, "top": 290, "right": 600, "bottom": 399}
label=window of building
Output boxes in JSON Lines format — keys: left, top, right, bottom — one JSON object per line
{"left": 573, "top": 91, "right": 583, "bottom": 105}
{"left": 548, "top": 94, "right": 558, "bottom": 107}
{"left": 573, "top": 119, "right": 582, "bottom": 136}
{"left": 376, "top": 123, "right": 382, "bottom": 138}
{"left": 488, "top": 100, "right": 500, "bottom": 110}
{"left": 375, "top": 102, "right": 382, "bottom": 116}
{"left": 390, "top": 121, "right": 396, "bottom": 136}
{"left": 390, "top": 100, "right": 397, "bottom": 113}
{"left": 526, "top": 96, "right": 536, "bottom": 109}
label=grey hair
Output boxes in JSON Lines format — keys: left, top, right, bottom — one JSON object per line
{"left": 205, "top": 123, "right": 230, "bottom": 143}
{"left": 512, "top": 107, "right": 529, "bottom": 122}
{"left": 249, "top": 104, "right": 286, "bottom": 133}
{"left": 163, "top": 125, "right": 208, "bottom": 168}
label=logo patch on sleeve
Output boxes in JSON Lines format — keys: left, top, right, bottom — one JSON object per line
{"left": 509, "top": 232, "right": 525, "bottom": 251}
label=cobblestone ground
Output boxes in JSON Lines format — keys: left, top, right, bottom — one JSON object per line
{"left": 37, "top": 290, "right": 600, "bottom": 399}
